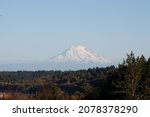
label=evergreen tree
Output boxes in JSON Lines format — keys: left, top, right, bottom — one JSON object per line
{"left": 118, "top": 52, "right": 145, "bottom": 99}
{"left": 142, "top": 58, "right": 150, "bottom": 99}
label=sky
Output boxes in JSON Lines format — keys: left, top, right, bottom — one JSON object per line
{"left": 0, "top": 0, "right": 150, "bottom": 64}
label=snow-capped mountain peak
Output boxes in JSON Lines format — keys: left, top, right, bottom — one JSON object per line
{"left": 51, "top": 45, "right": 109, "bottom": 64}
{"left": 0, "top": 45, "right": 111, "bottom": 71}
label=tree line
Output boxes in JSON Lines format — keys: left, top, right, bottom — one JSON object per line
{"left": 0, "top": 52, "right": 149, "bottom": 99}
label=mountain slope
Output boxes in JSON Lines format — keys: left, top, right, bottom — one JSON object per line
{"left": 48, "top": 45, "right": 110, "bottom": 70}
{"left": 51, "top": 45, "right": 109, "bottom": 63}
{"left": 0, "top": 45, "right": 111, "bottom": 71}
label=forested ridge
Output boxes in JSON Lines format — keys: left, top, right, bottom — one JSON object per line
{"left": 0, "top": 52, "right": 150, "bottom": 100}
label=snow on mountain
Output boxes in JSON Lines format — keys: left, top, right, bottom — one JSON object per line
{"left": 50, "top": 45, "right": 109, "bottom": 64}
{"left": 0, "top": 45, "right": 111, "bottom": 71}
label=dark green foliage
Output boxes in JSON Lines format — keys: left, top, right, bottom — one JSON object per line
{"left": 111, "top": 52, "right": 150, "bottom": 99}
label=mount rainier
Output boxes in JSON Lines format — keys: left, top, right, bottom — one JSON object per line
{"left": 51, "top": 45, "right": 109, "bottom": 64}
{"left": 48, "top": 45, "right": 110, "bottom": 70}
{"left": 0, "top": 45, "right": 110, "bottom": 71}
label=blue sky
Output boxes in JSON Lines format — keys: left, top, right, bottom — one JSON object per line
{"left": 0, "top": 0, "right": 150, "bottom": 64}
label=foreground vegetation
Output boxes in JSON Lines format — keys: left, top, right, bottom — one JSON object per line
{"left": 0, "top": 52, "right": 150, "bottom": 100}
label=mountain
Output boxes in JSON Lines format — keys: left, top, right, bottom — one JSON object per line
{"left": 0, "top": 45, "right": 111, "bottom": 71}
{"left": 48, "top": 45, "right": 110, "bottom": 70}
{"left": 51, "top": 45, "right": 109, "bottom": 63}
